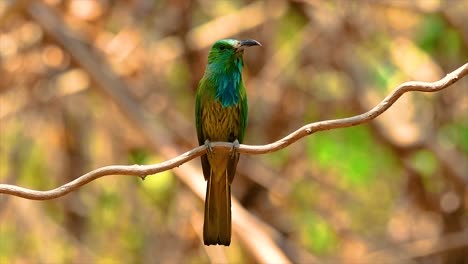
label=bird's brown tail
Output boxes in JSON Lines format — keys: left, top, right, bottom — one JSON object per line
{"left": 203, "top": 170, "right": 231, "bottom": 246}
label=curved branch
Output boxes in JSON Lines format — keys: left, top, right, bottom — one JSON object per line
{"left": 1, "top": 63, "right": 467, "bottom": 200}
{"left": 242, "top": 63, "right": 468, "bottom": 154}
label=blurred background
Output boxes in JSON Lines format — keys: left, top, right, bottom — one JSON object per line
{"left": 0, "top": 0, "right": 467, "bottom": 263}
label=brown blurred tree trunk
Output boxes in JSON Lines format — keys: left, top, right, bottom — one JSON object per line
{"left": 60, "top": 99, "right": 89, "bottom": 242}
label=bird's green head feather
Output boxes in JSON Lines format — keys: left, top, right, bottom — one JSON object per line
{"left": 205, "top": 39, "right": 260, "bottom": 107}
{"left": 207, "top": 39, "right": 261, "bottom": 69}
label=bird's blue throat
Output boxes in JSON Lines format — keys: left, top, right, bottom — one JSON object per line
{"left": 207, "top": 57, "right": 243, "bottom": 108}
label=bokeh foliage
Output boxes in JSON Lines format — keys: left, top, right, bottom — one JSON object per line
{"left": 0, "top": 0, "right": 467, "bottom": 263}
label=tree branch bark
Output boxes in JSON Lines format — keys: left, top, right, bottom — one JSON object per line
{"left": 1, "top": 62, "right": 467, "bottom": 199}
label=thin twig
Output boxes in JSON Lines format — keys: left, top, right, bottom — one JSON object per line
{"left": 1, "top": 63, "right": 466, "bottom": 199}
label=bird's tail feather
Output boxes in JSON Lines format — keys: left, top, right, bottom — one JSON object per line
{"left": 203, "top": 169, "right": 231, "bottom": 246}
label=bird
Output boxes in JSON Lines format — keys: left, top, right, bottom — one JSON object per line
{"left": 195, "top": 39, "right": 261, "bottom": 246}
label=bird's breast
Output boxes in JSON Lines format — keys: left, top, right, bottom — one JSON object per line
{"left": 201, "top": 100, "right": 240, "bottom": 142}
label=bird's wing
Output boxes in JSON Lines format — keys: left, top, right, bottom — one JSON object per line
{"left": 196, "top": 78, "right": 211, "bottom": 180}
{"left": 238, "top": 83, "right": 248, "bottom": 143}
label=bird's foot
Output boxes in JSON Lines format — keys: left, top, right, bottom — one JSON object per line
{"left": 204, "top": 139, "right": 213, "bottom": 156}
{"left": 230, "top": 139, "right": 240, "bottom": 158}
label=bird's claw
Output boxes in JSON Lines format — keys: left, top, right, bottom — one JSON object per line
{"left": 204, "top": 140, "right": 213, "bottom": 156}
{"left": 230, "top": 139, "right": 240, "bottom": 158}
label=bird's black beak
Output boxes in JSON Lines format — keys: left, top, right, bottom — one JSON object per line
{"left": 239, "top": 39, "right": 261, "bottom": 47}
{"left": 236, "top": 39, "right": 261, "bottom": 52}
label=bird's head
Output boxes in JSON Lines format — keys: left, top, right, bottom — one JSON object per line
{"left": 207, "top": 39, "right": 261, "bottom": 72}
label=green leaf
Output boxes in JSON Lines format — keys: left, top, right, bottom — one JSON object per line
{"left": 300, "top": 213, "right": 337, "bottom": 255}
{"left": 307, "top": 126, "right": 380, "bottom": 186}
